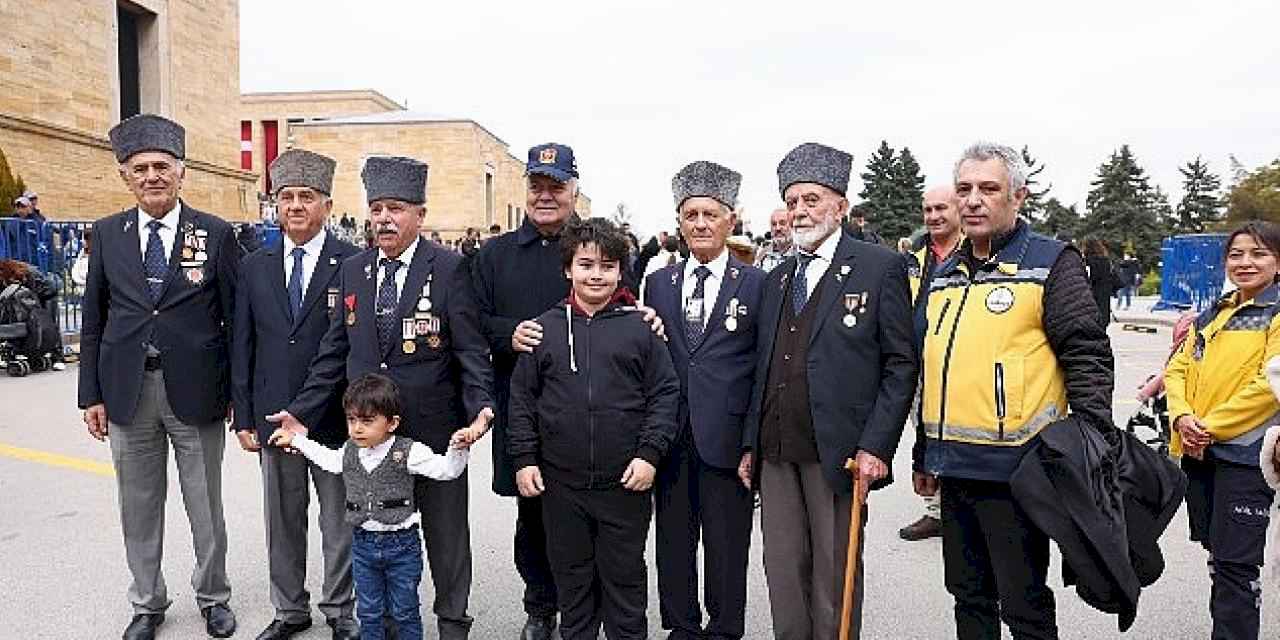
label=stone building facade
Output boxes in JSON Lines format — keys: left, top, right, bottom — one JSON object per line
{"left": 0, "top": 0, "right": 256, "bottom": 220}
{"left": 240, "top": 91, "right": 591, "bottom": 240}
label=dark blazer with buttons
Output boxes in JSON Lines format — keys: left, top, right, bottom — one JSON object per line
{"left": 77, "top": 202, "right": 242, "bottom": 426}
{"left": 643, "top": 254, "right": 765, "bottom": 469}
{"left": 288, "top": 239, "right": 495, "bottom": 452}
{"left": 232, "top": 232, "right": 359, "bottom": 447}
{"left": 742, "top": 231, "right": 918, "bottom": 494}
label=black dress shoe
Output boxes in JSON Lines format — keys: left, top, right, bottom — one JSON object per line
{"left": 255, "top": 618, "right": 311, "bottom": 640}
{"left": 122, "top": 613, "right": 164, "bottom": 640}
{"left": 328, "top": 616, "right": 360, "bottom": 640}
{"left": 203, "top": 604, "right": 238, "bottom": 638}
{"left": 898, "top": 515, "right": 942, "bottom": 541}
{"left": 521, "top": 615, "right": 558, "bottom": 640}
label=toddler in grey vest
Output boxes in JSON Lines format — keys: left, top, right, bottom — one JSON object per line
{"left": 270, "top": 373, "right": 479, "bottom": 640}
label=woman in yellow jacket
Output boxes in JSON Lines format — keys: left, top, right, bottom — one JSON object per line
{"left": 1165, "top": 221, "right": 1280, "bottom": 640}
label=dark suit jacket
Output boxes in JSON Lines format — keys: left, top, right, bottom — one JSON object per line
{"left": 288, "top": 239, "right": 494, "bottom": 452}
{"left": 644, "top": 254, "right": 765, "bottom": 469}
{"left": 232, "top": 233, "right": 359, "bottom": 447}
{"left": 743, "top": 231, "right": 918, "bottom": 494}
{"left": 77, "top": 202, "right": 242, "bottom": 426}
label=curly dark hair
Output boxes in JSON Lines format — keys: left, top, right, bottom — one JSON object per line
{"left": 559, "top": 217, "right": 630, "bottom": 269}
{"left": 343, "top": 373, "right": 402, "bottom": 420}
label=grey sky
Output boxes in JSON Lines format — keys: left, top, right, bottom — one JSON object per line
{"left": 241, "top": 0, "right": 1279, "bottom": 238}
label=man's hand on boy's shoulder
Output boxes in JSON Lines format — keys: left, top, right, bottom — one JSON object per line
{"left": 636, "top": 305, "right": 667, "bottom": 342}
{"left": 621, "top": 458, "right": 657, "bottom": 491}
{"left": 516, "top": 466, "right": 545, "bottom": 497}
{"left": 512, "top": 319, "right": 544, "bottom": 353}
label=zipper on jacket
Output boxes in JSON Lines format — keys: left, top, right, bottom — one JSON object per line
{"left": 933, "top": 298, "right": 953, "bottom": 335}
{"left": 585, "top": 315, "right": 595, "bottom": 487}
{"left": 936, "top": 283, "right": 973, "bottom": 444}
{"left": 994, "top": 362, "right": 1006, "bottom": 440}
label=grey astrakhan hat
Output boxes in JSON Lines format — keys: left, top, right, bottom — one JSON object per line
{"left": 776, "top": 142, "right": 853, "bottom": 196}
{"left": 362, "top": 156, "right": 428, "bottom": 204}
{"left": 672, "top": 160, "right": 741, "bottom": 210}
{"left": 270, "top": 149, "right": 337, "bottom": 195}
{"left": 108, "top": 114, "right": 186, "bottom": 163}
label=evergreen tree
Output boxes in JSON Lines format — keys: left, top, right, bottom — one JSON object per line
{"left": 0, "top": 144, "right": 27, "bottom": 216}
{"left": 1172, "top": 157, "right": 1223, "bottom": 234}
{"left": 884, "top": 146, "right": 925, "bottom": 242}
{"left": 1039, "top": 197, "right": 1082, "bottom": 242}
{"left": 1084, "top": 145, "right": 1163, "bottom": 270}
{"left": 1020, "top": 146, "right": 1051, "bottom": 227}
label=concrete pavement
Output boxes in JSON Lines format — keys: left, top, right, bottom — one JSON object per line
{"left": 1, "top": 323, "right": 1277, "bottom": 638}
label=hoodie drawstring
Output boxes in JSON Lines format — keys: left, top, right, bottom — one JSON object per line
{"left": 566, "top": 303, "right": 578, "bottom": 373}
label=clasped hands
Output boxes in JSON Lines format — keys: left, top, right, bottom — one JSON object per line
{"left": 516, "top": 457, "right": 657, "bottom": 497}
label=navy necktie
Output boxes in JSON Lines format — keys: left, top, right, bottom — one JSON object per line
{"left": 376, "top": 258, "right": 403, "bottom": 353}
{"left": 143, "top": 219, "right": 168, "bottom": 302}
{"left": 792, "top": 253, "right": 816, "bottom": 315}
{"left": 287, "top": 246, "right": 305, "bottom": 318}
{"left": 685, "top": 265, "right": 712, "bottom": 347}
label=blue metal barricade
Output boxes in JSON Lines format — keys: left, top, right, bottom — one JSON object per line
{"left": 1155, "top": 234, "right": 1228, "bottom": 312}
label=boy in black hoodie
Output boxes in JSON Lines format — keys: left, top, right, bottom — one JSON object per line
{"left": 508, "top": 218, "right": 680, "bottom": 640}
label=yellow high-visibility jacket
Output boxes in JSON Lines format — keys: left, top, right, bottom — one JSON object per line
{"left": 1164, "top": 285, "right": 1280, "bottom": 464}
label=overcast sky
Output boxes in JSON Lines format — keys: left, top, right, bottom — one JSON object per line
{"left": 241, "top": 0, "right": 1279, "bottom": 237}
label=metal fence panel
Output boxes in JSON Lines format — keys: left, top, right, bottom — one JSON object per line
{"left": 1156, "top": 233, "right": 1227, "bottom": 311}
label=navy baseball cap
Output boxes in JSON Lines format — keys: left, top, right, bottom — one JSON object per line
{"left": 526, "top": 143, "right": 579, "bottom": 182}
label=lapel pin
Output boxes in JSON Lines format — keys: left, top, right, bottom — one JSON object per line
{"left": 124, "top": 219, "right": 133, "bottom": 232}
{"left": 364, "top": 263, "right": 373, "bottom": 280}
{"left": 329, "top": 257, "right": 338, "bottom": 266}
{"left": 730, "top": 267, "right": 740, "bottom": 279}
{"left": 670, "top": 272, "right": 678, "bottom": 286}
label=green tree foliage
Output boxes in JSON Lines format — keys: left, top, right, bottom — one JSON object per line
{"left": 1038, "top": 197, "right": 1082, "bottom": 241}
{"left": 1172, "top": 157, "right": 1223, "bottom": 234}
{"left": 0, "top": 144, "right": 28, "bottom": 216}
{"left": 857, "top": 141, "right": 924, "bottom": 243}
{"left": 1019, "top": 146, "right": 1051, "bottom": 227}
{"left": 1224, "top": 159, "right": 1280, "bottom": 224}
{"left": 1084, "top": 145, "right": 1164, "bottom": 270}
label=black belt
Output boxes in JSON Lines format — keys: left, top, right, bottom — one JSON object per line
{"left": 347, "top": 498, "right": 411, "bottom": 511}
{"left": 143, "top": 355, "right": 162, "bottom": 371}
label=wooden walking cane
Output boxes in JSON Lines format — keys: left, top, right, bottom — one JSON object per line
{"left": 839, "top": 458, "right": 864, "bottom": 640}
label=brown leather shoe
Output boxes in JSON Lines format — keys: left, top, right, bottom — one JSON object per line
{"left": 898, "top": 515, "right": 942, "bottom": 541}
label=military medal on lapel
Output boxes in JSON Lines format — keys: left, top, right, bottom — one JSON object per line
{"left": 401, "top": 319, "right": 416, "bottom": 354}
{"left": 842, "top": 292, "right": 867, "bottom": 328}
{"left": 326, "top": 287, "right": 339, "bottom": 311}
{"left": 344, "top": 293, "right": 357, "bottom": 326}
{"left": 179, "top": 226, "right": 209, "bottom": 285}
{"left": 725, "top": 298, "right": 742, "bottom": 332}
{"left": 427, "top": 335, "right": 442, "bottom": 350}
{"left": 417, "top": 274, "right": 433, "bottom": 312}
{"left": 837, "top": 264, "right": 851, "bottom": 282}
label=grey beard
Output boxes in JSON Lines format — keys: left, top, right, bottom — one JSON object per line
{"left": 792, "top": 219, "right": 839, "bottom": 251}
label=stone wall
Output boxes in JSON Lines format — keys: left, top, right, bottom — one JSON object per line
{"left": 0, "top": 0, "right": 255, "bottom": 221}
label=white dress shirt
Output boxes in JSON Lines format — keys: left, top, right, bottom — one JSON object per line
{"left": 796, "top": 229, "right": 842, "bottom": 300}
{"left": 136, "top": 202, "right": 182, "bottom": 261}
{"left": 375, "top": 236, "right": 420, "bottom": 302}
{"left": 292, "top": 433, "right": 468, "bottom": 531}
{"left": 282, "top": 229, "right": 327, "bottom": 293}
{"left": 681, "top": 249, "right": 729, "bottom": 330}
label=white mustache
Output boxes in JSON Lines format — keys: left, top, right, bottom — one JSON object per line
{"left": 376, "top": 224, "right": 398, "bottom": 233}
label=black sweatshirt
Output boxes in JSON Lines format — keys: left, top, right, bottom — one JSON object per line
{"left": 507, "top": 299, "right": 680, "bottom": 490}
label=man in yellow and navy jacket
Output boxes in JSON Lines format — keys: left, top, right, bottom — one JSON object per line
{"left": 899, "top": 184, "right": 963, "bottom": 542}
{"left": 912, "top": 143, "right": 1113, "bottom": 640}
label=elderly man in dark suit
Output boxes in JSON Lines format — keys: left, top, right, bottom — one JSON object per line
{"left": 270, "top": 155, "right": 494, "bottom": 640}
{"left": 741, "top": 143, "right": 918, "bottom": 640}
{"left": 78, "top": 114, "right": 242, "bottom": 640}
{"left": 644, "top": 161, "right": 764, "bottom": 640}
{"left": 231, "top": 149, "right": 360, "bottom": 640}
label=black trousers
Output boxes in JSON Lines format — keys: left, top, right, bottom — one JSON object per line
{"left": 654, "top": 437, "right": 753, "bottom": 639}
{"left": 542, "top": 480, "right": 651, "bottom": 640}
{"left": 941, "top": 477, "right": 1057, "bottom": 640}
{"left": 414, "top": 471, "right": 473, "bottom": 640}
{"left": 516, "top": 494, "right": 559, "bottom": 617}
{"left": 1183, "top": 456, "right": 1274, "bottom": 640}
